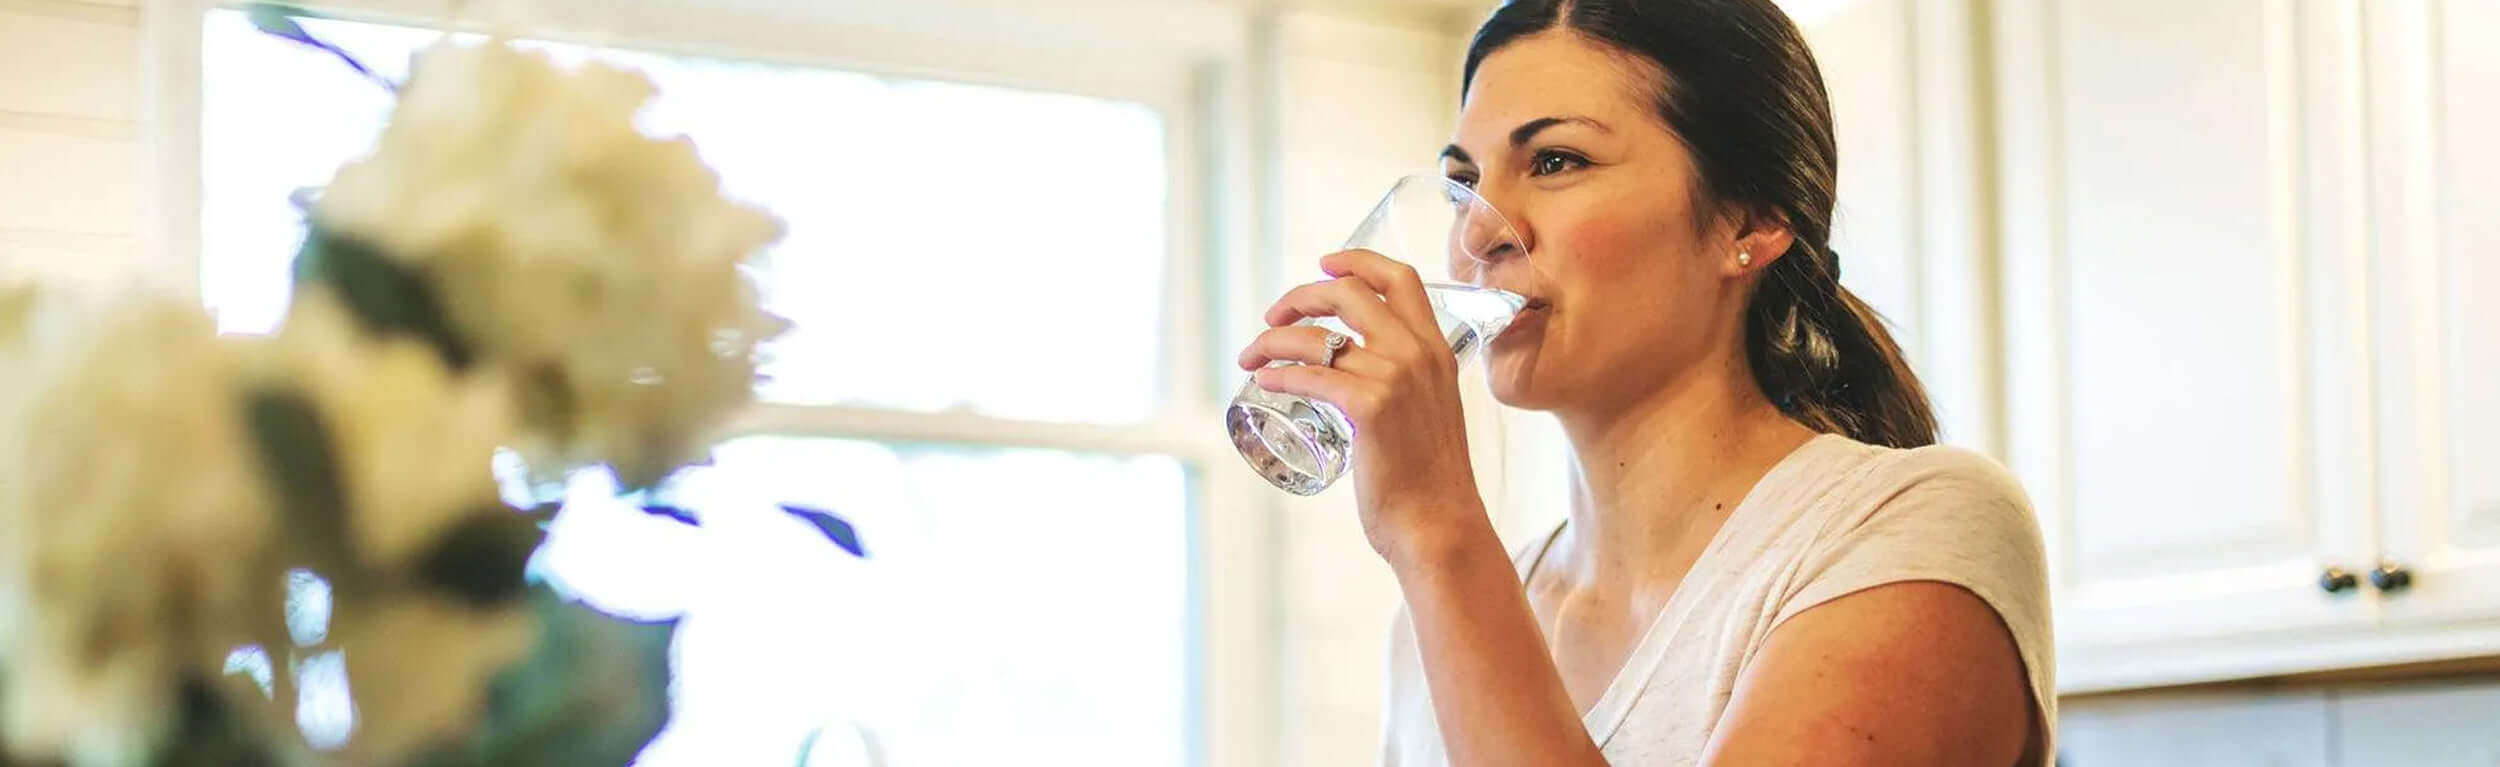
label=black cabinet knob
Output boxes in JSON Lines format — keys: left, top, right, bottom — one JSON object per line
{"left": 2369, "top": 562, "right": 2414, "bottom": 593}
{"left": 2319, "top": 566, "right": 2359, "bottom": 594}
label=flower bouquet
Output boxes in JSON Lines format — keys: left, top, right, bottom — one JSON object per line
{"left": 0, "top": 7, "right": 858, "bottom": 766}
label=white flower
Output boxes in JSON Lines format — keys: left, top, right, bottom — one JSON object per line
{"left": 0, "top": 285, "right": 272, "bottom": 767}
{"left": 224, "top": 290, "right": 539, "bottom": 765}
{"left": 0, "top": 285, "right": 537, "bottom": 766}
{"left": 251, "top": 290, "right": 520, "bottom": 568}
{"left": 314, "top": 40, "right": 787, "bottom": 489}
{"left": 294, "top": 592, "right": 539, "bottom": 765}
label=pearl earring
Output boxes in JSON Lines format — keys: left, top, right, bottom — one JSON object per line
{"left": 1738, "top": 250, "right": 1753, "bottom": 268}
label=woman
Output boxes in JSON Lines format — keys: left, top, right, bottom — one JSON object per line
{"left": 1235, "top": 0, "right": 2053, "bottom": 764}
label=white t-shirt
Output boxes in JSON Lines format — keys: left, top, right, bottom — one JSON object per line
{"left": 1380, "top": 434, "right": 2056, "bottom": 766}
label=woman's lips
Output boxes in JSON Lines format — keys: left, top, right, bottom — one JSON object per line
{"left": 1502, "top": 300, "right": 1551, "bottom": 338}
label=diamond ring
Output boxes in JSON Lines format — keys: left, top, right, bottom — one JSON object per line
{"left": 1320, "top": 331, "right": 1350, "bottom": 368}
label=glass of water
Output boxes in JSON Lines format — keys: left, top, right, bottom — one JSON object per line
{"left": 1226, "top": 173, "right": 1537, "bottom": 495}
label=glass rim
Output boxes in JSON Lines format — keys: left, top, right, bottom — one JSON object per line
{"left": 1340, "top": 172, "right": 1537, "bottom": 300}
{"left": 1362, "top": 172, "right": 1532, "bottom": 268}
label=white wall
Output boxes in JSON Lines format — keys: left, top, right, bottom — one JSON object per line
{"left": 1791, "top": 0, "right": 2001, "bottom": 456}
{"left": 1260, "top": 9, "right": 1479, "bottom": 764}
{"left": 0, "top": 0, "right": 146, "bottom": 286}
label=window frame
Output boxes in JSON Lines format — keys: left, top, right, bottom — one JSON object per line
{"left": 145, "top": 2, "right": 1281, "bottom": 765}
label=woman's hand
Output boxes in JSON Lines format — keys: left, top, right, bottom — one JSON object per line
{"left": 1235, "top": 249, "right": 1490, "bottom": 562}
{"left": 1242, "top": 252, "right": 1605, "bottom": 767}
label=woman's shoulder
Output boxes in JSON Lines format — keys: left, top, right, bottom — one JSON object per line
{"left": 1772, "top": 435, "right": 2051, "bottom": 630}
{"left": 1797, "top": 435, "right": 2033, "bottom": 516}
{"left": 1773, "top": 435, "right": 2040, "bottom": 550}
{"left": 1878, "top": 442, "right": 2030, "bottom": 505}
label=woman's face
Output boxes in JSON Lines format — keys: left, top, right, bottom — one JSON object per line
{"left": 1452, "top": 31, "right": 1778, "bottom": 415}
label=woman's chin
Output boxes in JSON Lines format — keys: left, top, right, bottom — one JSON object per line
{"left": 1484, "top": 342, "right": 1549, "bottom": 410}
{"left": 1488, "top": 374, "right": 1557, "bottom": 411}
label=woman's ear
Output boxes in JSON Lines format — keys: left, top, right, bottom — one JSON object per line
{"left": 1724, "top": 209, "right": 1796, "bottom": 276}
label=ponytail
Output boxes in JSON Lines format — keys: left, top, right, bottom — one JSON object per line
{"left": 1745, "top": 241, "right": 1936, "bottom": 448}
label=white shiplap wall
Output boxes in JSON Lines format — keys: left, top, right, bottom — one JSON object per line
{"left": 1263, "top": 9, "right": 1475, "bottom": 764}
{"left": 0, "top": 0, "right": 145, "bottom": 286}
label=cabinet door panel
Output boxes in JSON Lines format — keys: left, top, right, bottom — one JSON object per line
{"left": 1996, "top": 0, "right": 2378, "bottom": 688}
{"left": 2367, "top": 0, "right": 2500, "bottom": 627}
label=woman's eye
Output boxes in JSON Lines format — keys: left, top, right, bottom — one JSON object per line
{"left": 1531, "top": 150, "right": 1588, "bottom": 177}
{"left": 1446, "top": 173, "right": 1480, "bottom": 189}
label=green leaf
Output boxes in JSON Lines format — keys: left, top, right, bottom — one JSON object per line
{"left": 243, "top": 3, "right": 398, "bottom": 92}
{"left": 293, "top": 230, "right": 475, "bottom": 371}
{"left": 782, "top": 505, "right": 864, "bottom": 558}
{"left": 147, "top": 677, "right": 285, "bottom": 767}
{"left": 0, "top": 663, "right": 15, "bottom": 767}
{"left": 411, "top": 507, "right": 547, "bottom": 607}
{"left": 242, "top": 3, "right": 314, "bottom": 41}
{"left": 242, "top": 386, "right": 359, "bottom": 577}
{"left": 404, "top": 591, "right": 677, "bottom": 767}
{"left": 640, "top": 505, "right": 700, "bottom": 526}
{"left": 794, "top": 725, "right": 823, "bottom": 767}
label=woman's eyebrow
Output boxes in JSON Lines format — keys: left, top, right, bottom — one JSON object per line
{"left": 1442, "top": 115, "right": 1611, "bottom": 165}
{"left": 1508, "top": 115, "right": 1608, "bottom": 148}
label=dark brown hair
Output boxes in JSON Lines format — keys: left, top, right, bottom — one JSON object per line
{"left": 1464, "top": 0, "right": 1937, "bottom": 447}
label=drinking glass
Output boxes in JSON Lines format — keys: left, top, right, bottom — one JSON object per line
{"left": 1225, "top": 173, "right": 1536, "bottom": 495}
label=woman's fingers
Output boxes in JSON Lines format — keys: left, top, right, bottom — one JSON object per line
{"left": 1319, "top": 249, "right": 1439, "bottom": 341}
{"left": 1236, "top": 324, "right": 1384, "bottom": 375}
{"left": 1250, "top": 363, "right": 1386, "bottom": 423}
{"left": 1263, "top": 277, "right": 1410, "bottom": 352}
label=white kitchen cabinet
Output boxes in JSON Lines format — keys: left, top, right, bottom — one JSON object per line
{"left": 2057, "top": 690, "right": 2333, "bottom": 767}
{"left": 1993, "top": 0, "right": 2500, "bottom": 692}
{"left": 2360, "top": 0, "right": 2500, "bottom": 635}
{"left": 1994, "top": 0, "right": 2392, "bottom": 691}
{"left": 1791, "top": 0, "right": 2001, "bottom": 456}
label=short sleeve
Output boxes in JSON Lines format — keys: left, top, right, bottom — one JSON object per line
{"left": 1771, "top": 445, "right": 2058, "bottom": 757}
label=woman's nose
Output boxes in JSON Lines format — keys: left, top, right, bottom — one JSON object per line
{"left": 1456, "top": 206, "right": 1521, "bottom": 265}
{"left": 1467, "top": 182, "right": 1533, "bottom": 258}
{"left": 1445, "top": 183, "right": 1534, "bottom": 292}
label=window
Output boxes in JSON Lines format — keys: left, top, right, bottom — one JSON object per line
{"left": 201, "top": 10, "right": 1211, "bottom": 765}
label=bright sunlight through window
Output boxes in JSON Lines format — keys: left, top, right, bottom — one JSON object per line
{"left": 202, "top": 10, "right": 1194, "bottom": 765}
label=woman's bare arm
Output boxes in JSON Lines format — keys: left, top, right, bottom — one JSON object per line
{"left": 1390, "top": 519, "right": 1610, "bottom": 767}
{"left": 1401, "top": 533, "right": 2033, "bottom": 767}
{"left": 1699, "top": 580, "right": 2035, "bottom": 766}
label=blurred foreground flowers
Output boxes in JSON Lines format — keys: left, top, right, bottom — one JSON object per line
{"left": 0, "top": 12, "right": 848, "bottom": 766}
{"left": 313, "top": 37, "right": 789, "bottom": 491}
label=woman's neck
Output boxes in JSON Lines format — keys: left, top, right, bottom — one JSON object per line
{"left": 1551, "top": 352, "right": 1817, "bottom": 591}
